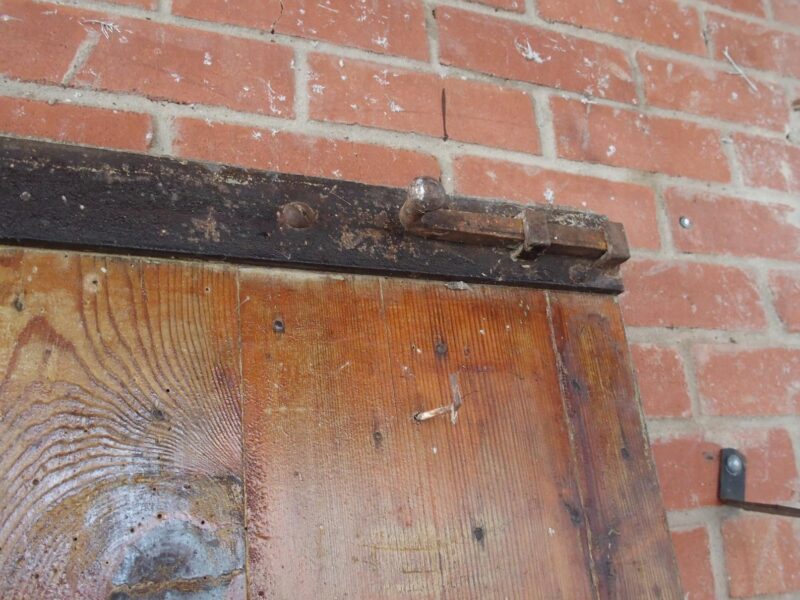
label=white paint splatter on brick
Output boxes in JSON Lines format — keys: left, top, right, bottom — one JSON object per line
{"left": 514, "top": 37, "right": 548, "bottom": 64}
{"left": 373, "top": 71, "right": 389, "bottom": 86}
{"left": 265, "top": 82, "right": 286, "bottom": 115}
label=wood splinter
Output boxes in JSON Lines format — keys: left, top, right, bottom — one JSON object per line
{"left": 414, "top": 373, "right": 463, "bottom": 425}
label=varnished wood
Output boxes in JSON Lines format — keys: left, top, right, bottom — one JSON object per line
{"left": 0, "top": 249, "right": 245, "bottom": 599}
{"left": 548, "top": 291, "right": 682, "bottom": 599}
{"left": 239, "top": 271, "right": 680, "bottom": 599}
{"left": 0, "top": 247, "right": 681, "bottom": 599}
{"left": 0, "top": 136, "right": 625, "bottom": 294}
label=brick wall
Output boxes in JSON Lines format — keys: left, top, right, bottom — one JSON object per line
{"left": 1, "top": 0, "right": 798, "bottom": 597}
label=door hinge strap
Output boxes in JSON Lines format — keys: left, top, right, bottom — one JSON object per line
{"left": 400, "top": 177, "right": 629, "bottom": 268}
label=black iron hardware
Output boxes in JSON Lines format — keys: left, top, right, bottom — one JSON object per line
{"left": 0, "top": 136, "right": 630, "bottom": 294}
{"left": 718, "top": 448, "right": 800, "bottom": 518}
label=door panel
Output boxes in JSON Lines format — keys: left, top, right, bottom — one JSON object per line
{"left": 0, "top": 249, "right": 245, "bottom": 599}
{"left": 240, "top": 270, "right": 595, "bottom": 599}
{"left": 549, "top": 292, "right": 680, "bottom": 599}
{"left": 0, "top": 248, "right": 681, "bottom": 599}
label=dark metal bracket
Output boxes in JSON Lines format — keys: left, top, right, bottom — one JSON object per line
{"left": 718, "top": 448, "right": 800, "bottom": 518}
{"left": 0, "top": 136, "right": 630, "bottom": 293}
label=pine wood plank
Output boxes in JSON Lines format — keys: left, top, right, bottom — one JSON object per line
{"left": 0, "top": 249, "right": 245, "bottom": 599}
{"left": 240, "top": 271, "right": 596, "bottom": 599}
{"left": 548, "top": 291, "right": 682, "bottom": 599}
{"left": 0, "top": 247, "right": 681, "bottom": 599}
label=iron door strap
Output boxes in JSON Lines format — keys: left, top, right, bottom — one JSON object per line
{"left": 400, "top": 177, "right": 630, "bottom": 268}
{"left": 0, "top": 136, "right": 630, "bottom": 294}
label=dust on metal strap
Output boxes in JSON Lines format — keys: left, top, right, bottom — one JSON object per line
{"left": 400, "top": 177, "right": 629, "bottom": 268}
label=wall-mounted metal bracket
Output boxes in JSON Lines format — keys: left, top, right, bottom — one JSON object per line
{"left": 718, "top": 448, "right": 800, "bottom": 517}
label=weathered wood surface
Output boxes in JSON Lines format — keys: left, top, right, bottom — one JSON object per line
{"left": 0, "top": 249, "right": 245, "bottom": 599}
{"left": 548, "top": 291, "right": 683, "bottom": 599}
{"left": 0, "top": 247, "right": 680, "bottom": 599}
{"left": 0, "top": 136, "right": 625, "bottom": 294}
{"left": 239, "top": 271, "right": 596, "bottom": 598}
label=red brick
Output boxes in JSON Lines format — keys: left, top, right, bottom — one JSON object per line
{"left": 774, "top": 0, "right": 800, "bottom": 26}
{"left": 620, "top": 260, "right": 765, "bottom": 330}
{"left": 671, "top": 528, "right": 715, "bottom": 600}
{"left": 695, "top": 346, "right": 800, "bottom": 415}
{"left": 551, "top": 97, "right": 730, "bottom": 182}
{"left": 733, "top": 134, "right": 800, "bottom": 193}
{"left": 652, "top": 428, "right": 797, "bottom": 510}
{"left": 770, "top": 271, "right": 800, "bottom": 333}
{"left": 0, "top": 0, "right": 90, "bottom": 84}
{"left": 537, "top": 0, "right": 704, "bottom": 55}
{"left": 639, "top": 53, "right": 789, "bottom": 131}
{"left": 172, "top": 0, "right": 428, "bottom": 61}
{"left": 308, "top": 54, "right": 539, "bottom": 153}
{"left": 666, "top": 189, "right": 800, "bottom": 260}
{"left": 722, "top": 514, "right": 800, "bottom": 598}
{"left": 707, "top": 13, "right": 800, "bottom": 78}
{"left": 0, "top": 96, "right": 152, "bottom": 152}
{"left": 73, "top": 19, "right": 294, "bottom": 116}
{"left": 173, "top": 118, "right": 440, "bottom": 188}
{"left": 444, "top": 78, "right": 539, "bottom": 154}
{"left": 453, "top": 155, "right": 659, "bottom": 249}
{"left": 309, "top": 54, "right": 440, "bottom": 136}
{"left": 106, "top": 0, "right": 156, "bottom": 8}
{"left": 437, "top": 7, "right": 636, "bottom": 103}
{"left": 630, "top": 344, "right": 691, "bottom": 418}
{"left": 705, "top": 0, "right": 765, "bottom": 16}
{"left": 466, "top": 0, "right": 524, "bottom": 12}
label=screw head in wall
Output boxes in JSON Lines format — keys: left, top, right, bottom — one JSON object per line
{"left": 678, "top": 216, "right": 692, "bottom": 229}
{"left": 725, "top": 453, "right": 743, "bottom": 476}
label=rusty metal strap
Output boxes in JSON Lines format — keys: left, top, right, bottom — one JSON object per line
{"left": 0, "top": 137, "right": 630, "bottom": 294}
{"left": 400, "top": 177, "right": 629, "bottom": 269}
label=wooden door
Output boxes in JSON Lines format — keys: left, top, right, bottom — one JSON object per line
{"left": 0, "top": 247, "right": 681, "bottom": 599}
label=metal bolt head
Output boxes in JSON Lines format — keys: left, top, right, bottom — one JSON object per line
{"left": 401, "top": 177, "right": 447, "bottom": 228}
{"left": 725, "top": 453, "right": 743, "bottom": 476}
{"left": 678, "top": 216, "right": 692, "bottom": 229}
{"left": 278, "top": 201, "right": 317, "bottom": 229}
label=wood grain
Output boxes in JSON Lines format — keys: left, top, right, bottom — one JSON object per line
{"left": 0, "top": 249, "right": 245, "bottom": 599}
{"left": 548, "top": 291, "right": 683, "bottom": 599}
{"left": 240, "top": 271, "right": 597, "bottom": 599}
{"left": 0, "top": 246, "right": 680, "bottom": 599}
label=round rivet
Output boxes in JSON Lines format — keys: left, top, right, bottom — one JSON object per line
{"left": 278, "top": 202, "right": 317, "bottom": 229}
{"left": 725, "top": 453, "right": 743, "bottom": 476}
{"left": 679, "top": 216, "right": 692, "bottom": 229}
